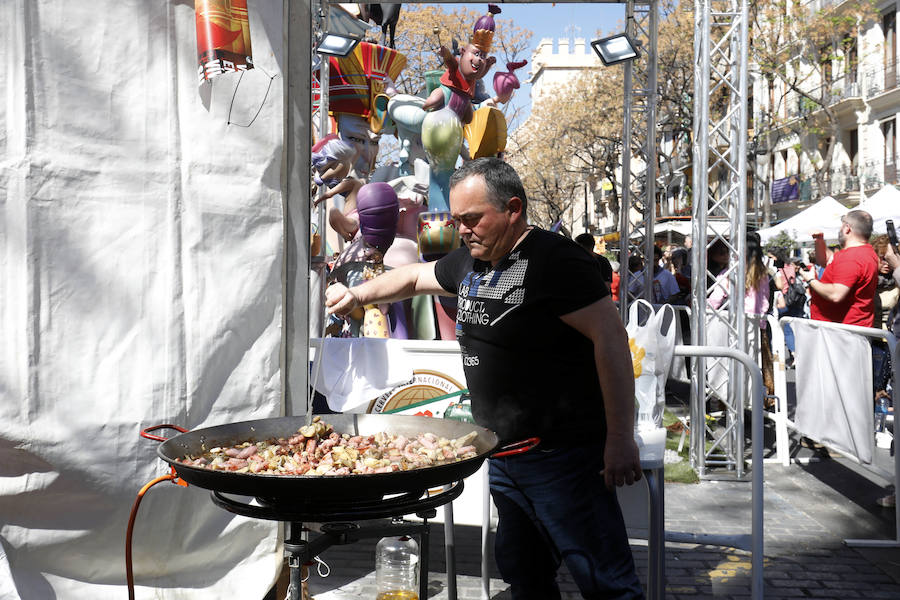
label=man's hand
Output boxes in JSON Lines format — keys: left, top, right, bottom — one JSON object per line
{"left": 799, "top": 265, "right": 815, "bottom": 282}
{"left": 601, "top": 431, "right": 642, "bottom": 490}
{"left": 886, "top": 243, "right": 900, "bottom": 271}
{"left": 325, "top": 283, "right": 360, "bottom": 317}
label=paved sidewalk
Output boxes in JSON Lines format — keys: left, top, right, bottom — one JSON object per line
{"left": 299, "top": 450, "right": 900, "bottom": 599}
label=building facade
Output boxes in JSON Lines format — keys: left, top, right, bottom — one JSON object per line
{"left": 751, "top": 0, "right": 899, "bottom": 226}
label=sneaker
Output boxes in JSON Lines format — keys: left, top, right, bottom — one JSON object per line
{"left": 876, "top": 494, "right": 895, "bottom": 508}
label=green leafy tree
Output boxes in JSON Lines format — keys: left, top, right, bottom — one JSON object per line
{"left": 751, "top": 0, "right": 878, "bottom": 196}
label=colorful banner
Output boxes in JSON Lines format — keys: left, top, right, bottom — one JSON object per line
{"left": 195, "top": 0, "right": 253, "bottom": 83}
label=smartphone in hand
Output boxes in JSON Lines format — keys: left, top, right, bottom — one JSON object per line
{"left": 887, "top": 219, "right": 899, "bottom": 255}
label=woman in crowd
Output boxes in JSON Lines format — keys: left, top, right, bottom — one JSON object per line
{"left": 872, "top": 235, "right": 899, "bottom": 331}
{"left": 707, "top": 234, "right": 774, "bottom": 398}
{"left": 773, "top": 249, "right": 807, "bottom": 363}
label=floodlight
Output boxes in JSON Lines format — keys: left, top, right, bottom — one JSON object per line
{"left": 315, "top": 5, "right": 369, "bottom": 57}
{"left": 315, "top": 34, "right": 360, "bottom": 57}
{"left": 591, "top": 34, "right": 639, "bottom": 66}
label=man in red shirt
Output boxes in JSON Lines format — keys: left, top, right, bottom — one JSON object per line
{"left": 800, "top": 209, "right": 878, "bottom": 327}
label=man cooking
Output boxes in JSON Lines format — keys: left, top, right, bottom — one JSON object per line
{"left": 325, "top": 157, "right": 644, "bottom": 599}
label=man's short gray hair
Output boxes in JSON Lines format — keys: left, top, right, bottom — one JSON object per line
{"left": 449, "top": 157, "right": 528, "bottom": 212}
{"left": 844, "top": 209, "right": 873, "bottom": 239}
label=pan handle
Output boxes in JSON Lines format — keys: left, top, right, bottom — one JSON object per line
{"left": 491, "top": 437, "right": 541, "bottom": 458}
{"left": 140, "top": 424, "right": 188, "bottom": 442}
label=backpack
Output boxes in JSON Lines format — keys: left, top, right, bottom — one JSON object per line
{"left": 784, "top": 274, "right": 807, "bottom": 310}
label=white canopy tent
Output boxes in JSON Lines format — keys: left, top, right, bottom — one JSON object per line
{"left": 1, "top": 2, "right": 290, "bottom": 598}
{"left": 756, "top": 196, "right": 850, "bottom": 244}
{"left": 859, "top": 185, "right": 900, "bottom": 234}
{"left": 629, "top": 219, "right": 731, "bottom": 240}
{"left": 654, "top": 219, "right": 731, "bottom": 238}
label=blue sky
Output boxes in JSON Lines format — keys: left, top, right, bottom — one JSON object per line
{"left": 439, "top": 3, "right": 626, "bottom": 123}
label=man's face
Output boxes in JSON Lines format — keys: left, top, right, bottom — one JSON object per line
{"left": 459, "top": 44, "right": 488, "bottom": 81}
{"left": 838, "top": 219, "right": 848, "bottom": 247}
{"left": 449, "top": 175, "right": 516, "bottom": 264}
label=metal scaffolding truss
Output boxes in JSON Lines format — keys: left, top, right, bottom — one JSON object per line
{"left": 618, "top": 0, "right": 659, "bottom": 320}
{"left": 296, "top": 3, "right": 753, "bottom": 482}
{"left": 690, "top": 0, "right": 750, "bottom": 478}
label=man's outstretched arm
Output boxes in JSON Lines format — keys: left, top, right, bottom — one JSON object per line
{"left": 325, "top": 261, "right": 452, "bottom": 316}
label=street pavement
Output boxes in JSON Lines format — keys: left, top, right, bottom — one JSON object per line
{"left": 293, "top": 427, "right": 900, "bottom": 599}
{"left": 297, "top": 458, "right": 900, "bottom": 599}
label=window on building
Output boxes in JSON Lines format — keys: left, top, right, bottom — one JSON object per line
{"left": 885, "top": 119, "right": 897, "bottom": 165}
{"left": 849, "top": 128, "right": 858, "bottom": 176}
{"left": 767, "top": 78, "right": 776, "bottom": 118}
{"left": 886, "top": 10, "right": 897, "bottom": 89}
{"left": 884, "top": 119, "right": 897, "bottom": 185}
{"left": 843, "top": 35, "right": 857, "bottom": 85}
{"left": 747, "top": 86, "right": 754, "bottom": 132}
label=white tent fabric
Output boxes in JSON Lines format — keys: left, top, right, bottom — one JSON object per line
{"left": 793, "top": 321, "right": 874, "bottom": 464}
{"left": 659, "top": 219, "right": 731, "bottom": 237}
{"left": 1, "top": 2, "right": 285, "bottom": 598}
{"left": 630, "top": 219, "right": 731, "bottom": 239}
{"left": 756, "top": 196, "right": 849, "bottom": 243}
{"left": 859, "top": 185, "right": 900, "bottom": 234}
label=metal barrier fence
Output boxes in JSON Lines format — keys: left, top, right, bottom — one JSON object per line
{"left": 672, "top": 345, "right": 764, "bottom": 600}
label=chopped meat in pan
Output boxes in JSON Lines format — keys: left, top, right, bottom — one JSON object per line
{"left": 177, "top": 417, "right": 479, "bottom": 476}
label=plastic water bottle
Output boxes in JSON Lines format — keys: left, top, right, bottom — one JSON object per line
{"left": 376, "top": 536, "right": 419, "bottom": 600}
{"left": 875, "top": 397, "right": 890, "bottom": 433}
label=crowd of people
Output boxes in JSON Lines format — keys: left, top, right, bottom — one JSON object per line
{"left": 603, "top": 209, "right": 896, "bottom": 507}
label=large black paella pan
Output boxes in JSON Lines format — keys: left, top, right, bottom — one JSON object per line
{"left": 145, "top": 414, "right": 509, "bottom": 504}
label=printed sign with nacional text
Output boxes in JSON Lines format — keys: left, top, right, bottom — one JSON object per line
{"left": 368, "top": 369, "right": 465, "bottom": 417}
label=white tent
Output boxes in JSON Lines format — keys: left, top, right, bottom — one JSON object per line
{"left": 1, "top": 2, "right": 290, "bottom": 598}
{"left": 859, "top": 185, "right": 900, "bottom": 234}
{"left": 756, "top": 196, "right": 850, "bottom": 243}
{"left": 654, "top": 219, "right": 731, "bottom": 238}
{"left": 630, "top": 219, "right": 731, "bottom": 239}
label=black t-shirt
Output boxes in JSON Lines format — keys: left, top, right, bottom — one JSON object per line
{"left": 434, "top": 228, "right": 610, "bottom": 443}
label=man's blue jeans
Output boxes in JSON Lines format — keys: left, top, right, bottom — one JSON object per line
{"left": 489, "top": 444, "right": 644, "bottom": 599}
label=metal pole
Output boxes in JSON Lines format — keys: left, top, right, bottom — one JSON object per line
{"left": 481, "top": 466, "right": 491, "bottom": 600}
{"left": 732, "top": 0, "right": 750, "bottom": 476}
{"left": 690, "top": 0, "right": 711, "bottom": 473}
{"left": 313, "top": 0, "right": 330, "bottom": 341}
{"left": 674, "top": 345, "right": 764, "bottom": 600}
{"left": 283, "top": 0, "right": 313, "bottom": 417}
{"left": 442, "top": 494, "right": 457, "bottom": 600}
{"left": 619, "top": 2, "right": 635, "bottom": 322}
{"left": 584, "top": 182, "right": 589, "bottom": 232}
{"left": 642, "top": 0, "right": 658, "bottom": 301}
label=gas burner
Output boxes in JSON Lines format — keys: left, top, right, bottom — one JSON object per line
{"left": 209, "top": 482, "right": 465, "bottom": 600}
{"left": 210, "top": 480, "right": 463, "bottom": 522}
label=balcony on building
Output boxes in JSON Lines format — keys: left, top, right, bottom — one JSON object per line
{"left": 864, "top": 59, "right": 900, "bottom": 109}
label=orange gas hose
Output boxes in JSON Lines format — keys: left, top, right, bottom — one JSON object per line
{"left": 125, "top": 473, "right": 177, "bottom": 600}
